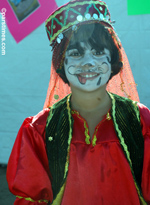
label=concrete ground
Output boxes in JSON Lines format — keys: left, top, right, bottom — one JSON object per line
{"left": 0, "top": 164, "right": 16, "bottom": 205}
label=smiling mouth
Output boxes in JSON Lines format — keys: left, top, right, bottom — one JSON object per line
{"left": 76, "top": 73, "right": 100, "bottom": 85}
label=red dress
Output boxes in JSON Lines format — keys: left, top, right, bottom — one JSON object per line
{"left": 7, "top": 103, "right": 150, "bottom": 204}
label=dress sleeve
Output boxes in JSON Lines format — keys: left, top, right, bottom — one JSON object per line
{"left": 138, "top": 103, "right": 150, "bottom": 204}
{"left": 6, "top": 109, "right": 53, "bottom": 204}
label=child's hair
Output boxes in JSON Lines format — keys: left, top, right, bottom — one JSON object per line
{"left": 52, "top": 23, "right": 123, "bottom": 85}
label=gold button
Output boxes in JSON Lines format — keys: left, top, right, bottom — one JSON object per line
{"left": 48, "top": 136, "right": 53, "bottom": 141}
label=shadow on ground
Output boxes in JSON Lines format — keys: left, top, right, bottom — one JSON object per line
{"left": 0, "top": 164, "right": 16, "bottom": 205}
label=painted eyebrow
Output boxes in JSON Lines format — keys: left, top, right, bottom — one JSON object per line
{"left": 66, "top": 44, "right": 78, "bottom": 51}
{"left": 66, "top": 43, "right": 104, "bottom": 53}
{"left": 91, "top": 47, "right": 104, "bottom": 51}
{"left": 66, "top": 43, "right": 84, "bottom": 53}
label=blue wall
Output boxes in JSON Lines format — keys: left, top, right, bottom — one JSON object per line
{"left": 0, "top": 22, "right": 52, "bottom": 163}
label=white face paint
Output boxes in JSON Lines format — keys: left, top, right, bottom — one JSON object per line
{"left": 64, "top": 42, "right": 111, "bottom": 92}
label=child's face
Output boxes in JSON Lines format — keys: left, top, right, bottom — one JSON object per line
{"left": 64, "top": 41, "right": 111, "bottom": 92}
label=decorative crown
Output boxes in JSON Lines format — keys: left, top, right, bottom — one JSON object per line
{"left": 45, "top": 0, "right": 113, "bottom": 44}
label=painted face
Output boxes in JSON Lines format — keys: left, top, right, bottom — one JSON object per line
{"left": 64, "top": 42, "right": 111, "bottom": 92}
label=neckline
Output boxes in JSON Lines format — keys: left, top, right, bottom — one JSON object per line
{"left": 71, "top": 108, "right": 111, "bottom": 147}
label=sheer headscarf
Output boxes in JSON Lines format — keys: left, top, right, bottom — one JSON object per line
{"left": 44, "top": 0, "right": 139, "bottom": 108}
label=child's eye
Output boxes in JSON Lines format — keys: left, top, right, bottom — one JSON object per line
{"left": 68, "top": 50, "right": 81, "bottom": 58}
{"left": 92, "top": 50, "right": 104, "bottom": 56}
{"left": 70, "top": 52, "right": 80, "bottom": 56}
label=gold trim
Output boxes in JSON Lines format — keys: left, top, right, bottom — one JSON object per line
{"left": 51, "top": 182, "right": 66, "bottom": 205}
{"left": 71, "top": 109, "right": 90, "bottom": 145}
{"left": 47, "top": 105, "right": 53, "bottom": 125}
{"left": 72, "top": 107, "right": 110, "bottom": 147}
{"left": 108, "top": 92, "right": 147, "bottom": 205}
{"left": 16, "top": 196, "right": 48, "bottom": 203}
{"left": 71, "top": 110, "right": 79, "bottom": 115}
{"left": 91, "top": 115, "right": 108, "bottom": 147}
{"left": 65, "top": 94, "right": 73, "bottom": 178}
{"left": 92, "top": 134, "right": 97, "bottom": 147}
{"left": 132, "top": 101, "right": 140, "bottom": 122}
{"left": 106, "top": 112, "right": 111, "bottom": 120}
{"left": 84, "top": 120, "right": 91, "bottom": 145}
{"left": 109, "top": 93, "right": 132, "bottom": 165}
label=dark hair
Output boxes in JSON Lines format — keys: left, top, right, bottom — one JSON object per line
{"left": 52, "top": 23, "right": 122, "bottom": 85}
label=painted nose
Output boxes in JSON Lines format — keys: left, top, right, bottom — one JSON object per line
{"left": 84, "top": 63, "right": 93, "bottom": 67}
{"left": 81, "top": 55, "right": 95, "bottom": 67}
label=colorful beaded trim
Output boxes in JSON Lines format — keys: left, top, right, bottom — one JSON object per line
{"left": 45, "top": 0, "right": 113, "bottom": 44}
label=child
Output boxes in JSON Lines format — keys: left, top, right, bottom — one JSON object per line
{"left": 7, "top": 0, "right": 150, "bottom": 204}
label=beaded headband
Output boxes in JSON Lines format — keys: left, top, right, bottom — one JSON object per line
{"left": 45, "top": 0, "right": 115, "bottom": 44}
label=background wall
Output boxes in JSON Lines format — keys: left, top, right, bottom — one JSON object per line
{"left": 0, "top": 0, "right": 150, "bottom": 164}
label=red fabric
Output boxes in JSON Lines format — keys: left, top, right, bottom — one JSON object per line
{"left": 7, "top": 104, "right": 150, "bottom": 204}
{"left": 14, "top": 198, "right": 47, "bottom": 205}
{"left": 6, "top": 109, "right": 53, "bottom": 204}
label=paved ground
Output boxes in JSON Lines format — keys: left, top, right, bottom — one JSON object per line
{"left": 0, "top": 164, "right": 16, "bottom": 205}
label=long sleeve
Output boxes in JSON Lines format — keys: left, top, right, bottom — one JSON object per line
{"left": 6, "top": 109, "right": 53, "bottom": 204}
{"left": 139, "top": 103, "right": 150, "bottom": 204}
